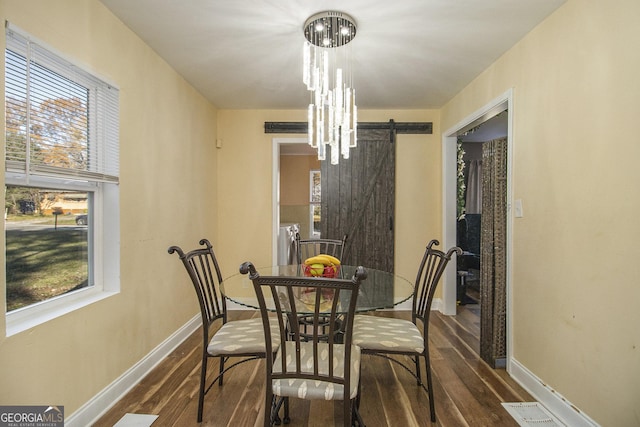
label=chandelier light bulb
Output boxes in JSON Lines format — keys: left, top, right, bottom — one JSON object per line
{"left": 302, "top": 11, "right": 357, "bottom": 164}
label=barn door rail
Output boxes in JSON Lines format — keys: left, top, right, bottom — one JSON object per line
{"left": 264, "top": 121, "right": 432, "bottom": 135}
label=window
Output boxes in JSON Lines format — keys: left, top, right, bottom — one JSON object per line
{"left": 310, "top": 170, "right": 320, "bottom": 238}
{"left": 4, "top": 25, "right": 120, "bottom": 334}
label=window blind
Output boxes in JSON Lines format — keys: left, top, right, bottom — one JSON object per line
{"left": 5, "top": 27, "right": 119, "bottom": 183}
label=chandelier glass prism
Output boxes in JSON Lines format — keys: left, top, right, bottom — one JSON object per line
{"left": 303, "top": 11, "right": 357, "bottom": 164}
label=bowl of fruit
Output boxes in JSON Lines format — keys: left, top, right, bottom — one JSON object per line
{"left": 302, "top": 254, "right": 341, "bottom": 278}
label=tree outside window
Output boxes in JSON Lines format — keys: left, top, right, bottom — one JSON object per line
{"left": 310, "top": 170, "right": 321, "bottom": 237}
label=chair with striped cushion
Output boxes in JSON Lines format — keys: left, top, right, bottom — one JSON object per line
{"left": 169, "top": 239, "right": 279, "bottom": 423}
{"left": 240, "top": 261, "right": 367, "bottom": 427}
{"left": 352, "top": 239, "right": 461, "bottom": 423}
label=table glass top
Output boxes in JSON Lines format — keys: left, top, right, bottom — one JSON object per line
{"left": 221, "top": 264, "right": 414, "bottom": 313}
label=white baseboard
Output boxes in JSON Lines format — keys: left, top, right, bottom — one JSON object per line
{"left": 509, "top": 358, "right": 600, "bottom": 427}
{"left": 65, "top": 315, "right": 201, "bottom": 427}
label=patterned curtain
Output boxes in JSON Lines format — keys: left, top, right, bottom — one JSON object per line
{"left": 480, "top": 137, "right": 508, "bottom": 367}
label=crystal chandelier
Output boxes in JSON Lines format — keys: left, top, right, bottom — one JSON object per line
{"left": 303, "top": 11, "right": 357, "bottom": 164}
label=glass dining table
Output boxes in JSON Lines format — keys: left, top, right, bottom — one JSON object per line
{"left": 221, "top": 264, "right": 414, "bottom": 313}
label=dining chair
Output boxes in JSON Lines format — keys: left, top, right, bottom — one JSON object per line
{"left": 168, "top": 239, "right": 279, "bottom": 423}
{"left": 295, "top": 232, "right": 348, "bottom": 265}
{"left": 240, "top": 261, "right": 368, "bottom": 427}
{"left": 352, "top": 239, "right": 461, "bottom": 423}
{"left": 294, "top": 233, "right": 348, "bottom": 340}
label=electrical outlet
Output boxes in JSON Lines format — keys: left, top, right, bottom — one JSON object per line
{"left": 514, "top": 199, "right": 524, "bottom": 218}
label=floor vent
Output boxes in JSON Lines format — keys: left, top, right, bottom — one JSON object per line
{"left": 113, "top": 413, "right": 159, "bottom": 427}
{"left": 502, "top": 402, "right": 565, "bottom": 426}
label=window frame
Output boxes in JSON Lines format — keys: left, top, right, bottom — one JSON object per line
{"left": 4, "top": 25, "right": 120, "bottom": 336}
{"left": 309, "top": 169, "right": 321, "bottom": 238}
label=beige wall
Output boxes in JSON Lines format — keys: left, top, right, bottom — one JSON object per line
{"left": 280, "top": 154, "right": 320, "bottom": 238}
{"left": 0, "top": 0, "right": 218, "bottom": 415}
{"left": 280, "top": 155, "right": 319, "bottom": 206}
{"left": 442, "top": 0, "right": 640, "bottom": 425}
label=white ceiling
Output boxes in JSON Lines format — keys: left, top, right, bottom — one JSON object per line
{"left": 99, "top": 0, "right": 565, "bottom": 110}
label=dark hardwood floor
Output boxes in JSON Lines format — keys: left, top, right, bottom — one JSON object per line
{"left": 94, "top": 306, "right": 531, "bottom": 426}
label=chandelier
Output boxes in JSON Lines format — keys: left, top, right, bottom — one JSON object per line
{"left": 303, "top": 11, "right": 357, "bottom": 164}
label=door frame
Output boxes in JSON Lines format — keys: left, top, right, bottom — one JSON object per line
{"left": 441, "top": 88, "right": 514, "bottom": 370}
{"left": 272, "top": 137, "right": 308, "bottom": 265}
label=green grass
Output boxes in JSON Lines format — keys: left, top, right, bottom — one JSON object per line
{"left": 6, "top": 226, "right": 88, "bottom": 311}
{"left": 7, "top": 213, "right": 80, "bottom": 225}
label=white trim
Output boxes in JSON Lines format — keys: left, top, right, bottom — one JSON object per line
{"left": 272, "top": 137, "right": 310, "bottom": 265}
{"left": 509, "top": 358, "right": 600, "bottom": 427}
{"left": 441, "top": 135, "right": 458, "bottom": 315}
{"left": 65, "top": 315, "right": 201, "bottom": 427}
{"left": 441, "top": 89, "right": 514, "bottom": 367}
{"left": 6, "top": 288, "right": 117, "bottom": 336}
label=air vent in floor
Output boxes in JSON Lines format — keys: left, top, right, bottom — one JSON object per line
{"left": 502, "top": 402, "right": 565, "bottom": 426}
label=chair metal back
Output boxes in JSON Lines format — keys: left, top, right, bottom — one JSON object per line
{"left": 240, "top": 261, "right": 366, "bottom": 396}
{"left": 168, "top": 239, "right": 226, "bottom": 331}
{"left": 295, "top": 233, "right": 348, "bottom": 265}
{"left": 413, "top": 240, "right": 462, "bottom": 324}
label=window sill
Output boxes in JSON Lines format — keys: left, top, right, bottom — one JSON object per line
{"left": 6, "top": 287, "right": 118, "bottom": 337}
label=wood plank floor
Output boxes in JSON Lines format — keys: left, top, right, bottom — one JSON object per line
{"left": 94, "top": 305, "right": 532, "bottom": 426}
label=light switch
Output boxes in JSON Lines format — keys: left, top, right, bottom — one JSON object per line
{"left": 514, "top": 199, "right": 524, "bottom": 218}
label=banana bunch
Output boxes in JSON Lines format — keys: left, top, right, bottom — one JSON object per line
{"left": 303, "top": 254, "right": 341, "bottom": 277}
{"left": 303, "top": 254, "right": 341, "bottom": 266}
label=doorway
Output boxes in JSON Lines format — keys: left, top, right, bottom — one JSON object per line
{"left": 442, "top": 89, "right": 513, "bottom": 370}
{"left": 272, "top": 133, "right": 396, "bottom": 272}
{"left": 271, "top": 137, "right": 310, "bottom": 265}
{"left": 457, "top": 111, "right": 509, "bottom": 307}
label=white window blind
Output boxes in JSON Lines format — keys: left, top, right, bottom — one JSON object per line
{"left": 5, "top": 27, "right": 119, "bottom": 184}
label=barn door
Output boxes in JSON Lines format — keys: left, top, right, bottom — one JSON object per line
{"left": 320, "top": 128, "right": 395, "bottom": 272}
